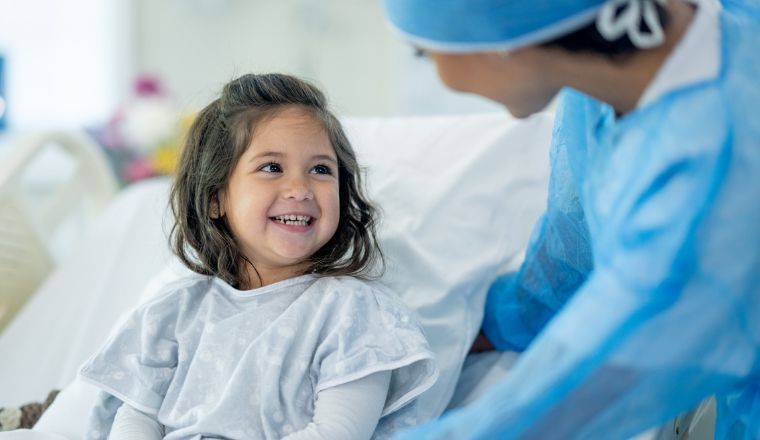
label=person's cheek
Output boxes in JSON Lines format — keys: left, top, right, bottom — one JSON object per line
{"left": 430, "top": 55, "right": 469, "bottom": 92}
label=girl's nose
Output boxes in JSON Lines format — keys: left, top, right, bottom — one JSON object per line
{"left": 283, "top": 176, "right": 314, "bottom": 201}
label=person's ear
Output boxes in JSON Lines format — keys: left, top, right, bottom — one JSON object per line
{"left": 210, "top": 194, "right": 224, "bottom": 219}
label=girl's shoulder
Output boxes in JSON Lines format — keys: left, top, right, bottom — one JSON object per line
{"left": 134, "top": 273, "right": 215, "bottom": 316}
{"left": 309, "top": 275, "right": 396, "bottom": 298}
{"left": 307, "top": 276, "right": 414, "bottom": 316}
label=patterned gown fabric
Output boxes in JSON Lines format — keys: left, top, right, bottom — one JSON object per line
{"left": 80, "top": 275, "right": 438, "bottom": 439}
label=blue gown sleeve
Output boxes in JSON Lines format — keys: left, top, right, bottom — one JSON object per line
{"left": 396, "top": 90, "right": 760, "bottom": 438}
{"left": 722, "top": 0, "right": 760, "bottom": 17}
{"left": 481, "top": 89, "right": 601, "bottom": 351}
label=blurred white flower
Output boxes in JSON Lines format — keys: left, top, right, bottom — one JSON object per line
{"left": 120, "top": 96, "right": 178, "bottom": 154}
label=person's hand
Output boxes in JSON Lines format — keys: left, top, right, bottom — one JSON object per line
{"left": 469, "top": 331, "right": 494, "bottom": 353}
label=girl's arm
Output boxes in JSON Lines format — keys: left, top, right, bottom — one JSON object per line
{"left": 108, "top": 403, "right": 164, "bottom": 440}
{"left": 283, "top": 370, "right": 391, "bottom": 440}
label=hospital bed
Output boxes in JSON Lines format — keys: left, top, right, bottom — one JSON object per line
{"left": 0, "top": 113, "right": 709, "bottom": 439}
{"left": 0, "top": 132, "right": 117, "bottom": 333}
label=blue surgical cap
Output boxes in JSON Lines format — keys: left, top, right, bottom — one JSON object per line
{"left": 384, "top": 0, "right": 608, "bottom": 53}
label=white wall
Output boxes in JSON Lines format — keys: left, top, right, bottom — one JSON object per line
{"left": 134, "top": 0, "right": 502, "bottom": 116}
{"left": 0, "top": 0, "right": 133, "bottom": 128}
{"left": 0, "top": 0, "right": 501, "bottom": 129}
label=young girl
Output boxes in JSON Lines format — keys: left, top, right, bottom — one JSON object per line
{"left": 79, "top": 73, "right": 438, "bottom": 439}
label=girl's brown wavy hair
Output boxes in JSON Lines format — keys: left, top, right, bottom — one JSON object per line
{"left": 169, "top": 73, "right": 383, "bottom": 288}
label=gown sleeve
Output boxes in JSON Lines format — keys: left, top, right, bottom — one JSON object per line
{"left": 312, "top": 279, "right": 438, "bottom": 418}
{"left": 109, "top": 404, "right": 164, "bottom": 440}
{"left": 79, "top": 292, "right": 180, "bottom": 439}
{"left": 481, "top": 89, "right": 600, "bottom": 351}
{"left": 396, "top": 89, "right": 760, "bottom": 438}
{"left": 283, "top": 370, "right": 391, "bottom": 440}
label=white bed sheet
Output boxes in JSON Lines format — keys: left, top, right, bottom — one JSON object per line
{"left": 0, "top": 177, "right": 174, "bottom": 406}
{"left": 0, "top": 113, "right": 553, "bottom": 437}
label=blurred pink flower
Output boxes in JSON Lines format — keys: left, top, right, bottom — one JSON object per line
{"left": 134, "top": 74, "right": 165, "bottom": 97}
{"left": 123, "top": 157, "right": 155, "bottom": 183}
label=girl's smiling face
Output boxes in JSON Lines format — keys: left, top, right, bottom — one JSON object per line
{"left": 218, "top": 106, "right": 340, "bottom": 287}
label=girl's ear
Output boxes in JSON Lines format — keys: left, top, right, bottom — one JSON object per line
{"left": 210, "top": 194, "right": 225, "bottom": 219}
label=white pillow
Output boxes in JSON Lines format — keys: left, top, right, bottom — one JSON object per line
{"left": 32, "top": 112, "right": 552, "bottom": 435}
{"left": 345, "top": 113, "right": 551, "bottom": 417}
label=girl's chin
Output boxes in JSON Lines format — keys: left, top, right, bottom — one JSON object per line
{"left": 269, "top": 252, "right": 313, "bottom": 268}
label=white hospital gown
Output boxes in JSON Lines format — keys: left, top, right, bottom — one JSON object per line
{"left": 79, "top": 274, "right": 438, "bottom": 439}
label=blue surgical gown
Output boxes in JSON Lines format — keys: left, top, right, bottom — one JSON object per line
{"left": 396, "top": 3, "right": 760, "bottom": 439}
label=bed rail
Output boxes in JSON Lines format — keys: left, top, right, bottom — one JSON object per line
{"left": 0, "top": 131, "right": 118, "bottom": 331}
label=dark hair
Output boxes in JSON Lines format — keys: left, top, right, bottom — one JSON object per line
{"left": 541, "top": 1, "right": 669, "bottom": 59}
{"left": 169, "top": 73, "right": 383, "bottom": 288}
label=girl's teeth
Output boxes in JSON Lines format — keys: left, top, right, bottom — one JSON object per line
{"left": 274, "top": 215, "right": 311, "bottom": 225}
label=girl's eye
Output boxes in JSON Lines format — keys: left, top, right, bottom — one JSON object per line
{"left": 260, "top": 162, "right": 282, "bottom": 173}
{"left": 311, "top": 164, "right": 333, "bottom": 175}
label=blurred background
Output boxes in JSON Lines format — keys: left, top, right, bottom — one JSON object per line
{"left": 0, "top": 0, "right": 506, "bottom": 332}
{"left": 0, "top": 0, "right": 501, "bottom": 130}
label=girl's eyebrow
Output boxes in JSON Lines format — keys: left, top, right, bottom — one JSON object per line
{"left": 312, "top": 154, "right": 338, "bottom": 164}
{"left": 249, "top": 151, "right": 337, "bottom": 164}
{"left": 249, "top": 151, "right": 283, "bottom": 162}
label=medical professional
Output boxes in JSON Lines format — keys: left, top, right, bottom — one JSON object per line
{"left": 384, "top": 0, "right": 759, "bottom": 438}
